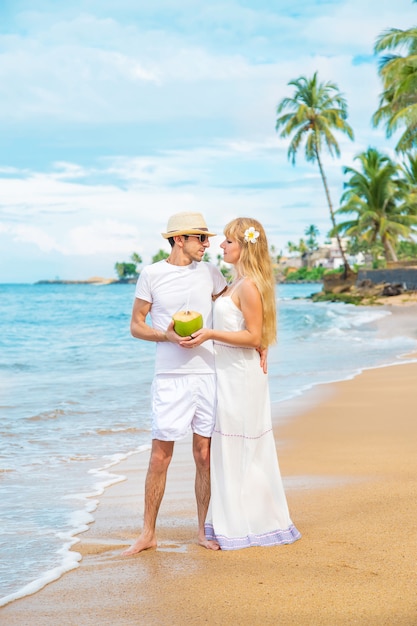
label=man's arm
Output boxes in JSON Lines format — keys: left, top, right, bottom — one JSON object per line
{"left": 212, "top": 285, "right": 227, "bottom": 301}
{"left": 130, "top": 298, "right": 184, "bottom": 344}
{"left": 130, "top": 298, "right": 168, "bottom": 342}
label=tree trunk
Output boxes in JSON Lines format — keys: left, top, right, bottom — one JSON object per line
{"left": 315, "top": 147, "right": 351, "bottom": 278}
{"left": 382, "top": 236, "right": 398, "bottom": 263}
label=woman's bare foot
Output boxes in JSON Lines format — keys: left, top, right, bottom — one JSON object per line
{"left": 122, "top": 533, "right": 157, "bottom": 556}
{"left": 198, "top": 534, "right": 220, "bottom": 550}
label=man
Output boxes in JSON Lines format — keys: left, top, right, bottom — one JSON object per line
{"left": 122, "top": 212, "right": 227, "bottom": 555}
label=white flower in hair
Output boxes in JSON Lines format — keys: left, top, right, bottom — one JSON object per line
{"left": 244, "top": 226, "right": 260, "bottom": 244}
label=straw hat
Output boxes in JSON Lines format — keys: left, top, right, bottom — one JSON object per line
{"left": 161, "top": 212, "right": 217, "bottom": 239}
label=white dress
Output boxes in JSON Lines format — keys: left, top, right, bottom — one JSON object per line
{"left": 205, "top": 291, "right": 301, "bottom": 550}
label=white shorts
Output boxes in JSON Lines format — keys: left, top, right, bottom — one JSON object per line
{"left": 151, "top": 374, "right": 217, "bottom": 441}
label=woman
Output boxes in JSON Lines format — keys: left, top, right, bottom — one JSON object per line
{"left": 181, "top": 217, "right": 301, "bottom": 550}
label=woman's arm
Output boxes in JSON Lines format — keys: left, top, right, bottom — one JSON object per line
{"left": 180, "top": 279, "right": 263, "bottom": 349}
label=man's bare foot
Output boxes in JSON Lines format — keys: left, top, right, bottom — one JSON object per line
{"left": 198, "top": 536, "right": 220, "bottom": 551}
{"left": 122, "top": 534, "right": 157, "bottom": 556}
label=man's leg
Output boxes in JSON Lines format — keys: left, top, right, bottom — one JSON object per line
{"left": 122, "top": 439, "right": 174, "bottom": 556}
{"left": 193, "top": 433, "right": 220, "bottom": 550}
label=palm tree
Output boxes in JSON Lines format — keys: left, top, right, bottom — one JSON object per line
{"left": 334, "top": 147, "right": 417, "bottom": 263}
{"left": 304, "top": 224, "right": 319, "bottom": 268}
{"left": 286, "top": 241, "right": 299, "bottom": 255}
{"left": 398, "top": 151, "right": 417, "bottom": 231}
{"left": 276, "top": 72, "right": 354, "bottom": 275}
{"left": 305, "top": 224, "right": 319, "bottom": 251}
{"left": 152, "top": 249, "right": 170, "bottom": 263}
{"left": 297, "top": 238, "right": 309, "bottom": 267}
{"left": 400, "top": 152, "right": 417, "bottom": 206}
{"left": 373, "top": 24, "right": 417, "bottom": 152}
{"left": 131, "top": 252, "right": 142, "bottom": 266}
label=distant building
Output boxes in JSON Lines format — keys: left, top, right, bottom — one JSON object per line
{"left": 277, "top": 238, "right": 366, "bottom": 278}
{"left": 277, "top": 255, "right": 303, "bottom": 271}
{"left": 311, "top": 238, "right": 360, "bottom": 269}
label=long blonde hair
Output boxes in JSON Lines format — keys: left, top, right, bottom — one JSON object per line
{"left": 224, "top": 217, "right": 277, "bottom": 347}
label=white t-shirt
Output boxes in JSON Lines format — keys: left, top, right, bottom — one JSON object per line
{"left": 135, "top": 260, "right": 227, "bottom": 374}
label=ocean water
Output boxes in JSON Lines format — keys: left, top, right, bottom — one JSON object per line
{"left": 1, "top": 282, "right": 416, "bottom": 606}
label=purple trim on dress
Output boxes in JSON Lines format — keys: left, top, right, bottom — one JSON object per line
{"left": 212, "top": 427, "right": 273, "bottom": 440}
{"left": 205, "top": 523, "right": 301, "bottom": 550}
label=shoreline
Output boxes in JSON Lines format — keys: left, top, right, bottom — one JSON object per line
{"left": 2, "top": 368, "right": 417, "bottom": 622}
{"left": 1, "top": 305, "right": 415, "bottom": 609}
{"left": 271, "top": 302, "right": 417, "bottom": 415}
{"left": 1, "top": 305, "right": 416, "bottom": 624}
{"left": 34, "top": 278, "right": 136, "bottom": 285}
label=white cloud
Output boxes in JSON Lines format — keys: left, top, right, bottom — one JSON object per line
{"left": 1, "top": 0, "right": 416, "bottom": 281}
{"left": 3, "top": 223, "right": 61, "bottom": 253}
{"left": 0, "top": 144, "right": 329, "bottom": 267}
{"left": 67, "top": 219, "right": 140, "bottom": 255}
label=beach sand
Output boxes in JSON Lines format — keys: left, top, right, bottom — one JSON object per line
{"left": 2, "top": 313, "right": 417, "bottom": 625}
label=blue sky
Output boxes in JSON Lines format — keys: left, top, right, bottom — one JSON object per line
{"left": 1, "top": 0, "right": 416, "bottom": 282}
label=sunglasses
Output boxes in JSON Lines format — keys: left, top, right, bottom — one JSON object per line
{"left": 183, "top": 234, "right": 209, "bottom": 243}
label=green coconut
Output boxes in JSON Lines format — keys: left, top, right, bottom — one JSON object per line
{"left": 172, "top": 310, "right": 203, "bottom": 337}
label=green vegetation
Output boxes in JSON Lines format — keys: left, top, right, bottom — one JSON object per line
{"left": 305, "top": 225, "right": 320, "bottom": 257}
{"left": 114, "top": 252, "right": 142, "bottom": 279}
{"left": 398, "top": 239, "right": 417, "bottom": 259}
{"left": 284, "top": 266, "right": 327, "bottom": 281}
{"left": 311, "top": 292, "right": 364, "bottom": 305}
{"left": 373, "top": 20, "right": 417, "bottom": 153}
{"left": 333, "top": 147, "right": 417, "bottom": 264}
{"left": 152, "top": 249, "right": 170, "bottom": 263}
{"left": 276, "top": 4, "right": 417, "bottom": 275}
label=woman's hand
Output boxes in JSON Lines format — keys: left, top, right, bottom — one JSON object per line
{"left": 179, "top": 328, "right": 213, "bottom": 348}
{"left": 257, "top": 347, "right": 268, "bottom": 374}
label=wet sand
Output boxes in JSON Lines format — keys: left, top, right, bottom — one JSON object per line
{"left": 2, "top": 315, "right": 417, "bottom": 624}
